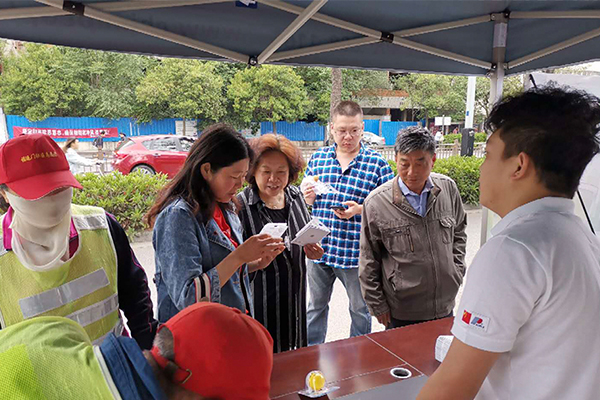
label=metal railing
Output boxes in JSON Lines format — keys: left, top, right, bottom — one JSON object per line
{"left": 301, "top": 142, "right": 486, "bottom": 163}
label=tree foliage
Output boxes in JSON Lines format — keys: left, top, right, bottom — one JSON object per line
{"left": 474, "top": 75, "right": 523, "bottom": 124}
{"left": 227, "top": 65, "right": 309, "bottom": 132}
{"left": 77, "top": 49, "right": 154, "bottom": 120}
{"left": 0, "top": 41, "right": 530, "bottom": 130}
{"left": 392, "top": 74, "right": 467, "bottom": 121}
{"left": 0, "top": 44, "right": 90, "bottom": 121}
{"left": 135, "top": 59, "right": 226, "bottom": 125}
{"left": 0, "top": 43, "right": 153, "bottom": 121}
{"left": 293, "top": 67, "right": 391, "bottom": 124}
{"left": 393, "top": 73, "right": 524, "bottom": 125}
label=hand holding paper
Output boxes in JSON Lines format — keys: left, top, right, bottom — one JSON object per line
{"left": 291, "top": 217, "right": 330, "bottom": 246}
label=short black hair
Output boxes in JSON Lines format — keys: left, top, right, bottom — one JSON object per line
{"left": 485, "top": 86, "right": 600, "bottom": 198}
{"left": 395, "top": 126, "right": 436, "bottom": 155}
{"left": 331, "top": 100, "right": 363, "bottom": 121}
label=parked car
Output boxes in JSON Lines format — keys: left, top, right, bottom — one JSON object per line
{"left": 362, "top": 131, "right": 386, "bottom": 147}
{"left": 112, "top": 135, "right": 194, "bottom": 178}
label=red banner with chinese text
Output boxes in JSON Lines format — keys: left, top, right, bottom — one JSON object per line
{"left": 13, "top": 126, "right": 119, "bottom": 139}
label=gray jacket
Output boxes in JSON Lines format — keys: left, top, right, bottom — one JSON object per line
{"left": 359, "top": 173, "right": 467, "bottom": 321}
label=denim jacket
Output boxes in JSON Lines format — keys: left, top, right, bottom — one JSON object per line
{"left": 153, "top": 198, "right": 252, "bottom": 323}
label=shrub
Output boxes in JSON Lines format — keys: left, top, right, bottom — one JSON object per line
{"left": 443, "top": 132, "right": 487, "bottom": 144}
{"left": 387, "top": 156, "right": 483, "bottom": 205}
{"left": 443, "top": 133, "right": 462, "bottom": 144}
{"left": 475, "top": 132, "right": 488, "bottom": 142}
{"left": 73, "top": 171, "right": 168, "bottom": 237}
{"left": 432, "top": 156, "right": 483, "bottom": 204}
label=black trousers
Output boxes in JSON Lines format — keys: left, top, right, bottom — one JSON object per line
{"left": 387, "top": 312, "right": 453, "bottom": 330}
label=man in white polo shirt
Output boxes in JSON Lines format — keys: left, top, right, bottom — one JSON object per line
{"left": 418, "top": 87, "right": 600, "bottom": 400}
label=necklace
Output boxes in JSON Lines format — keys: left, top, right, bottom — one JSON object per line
{"left": 261, "top": 192, "right": 285, "bottom": 209}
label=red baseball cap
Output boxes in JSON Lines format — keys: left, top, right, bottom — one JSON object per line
{"left": 151, "top": 302, "right": 274, "bottom": 399}
{"left": 0, "top": 134, "right": 82, "bottom": 200}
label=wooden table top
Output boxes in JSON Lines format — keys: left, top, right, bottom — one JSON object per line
{"left": 270, "top": 317, "right": 453, "bottom": 399}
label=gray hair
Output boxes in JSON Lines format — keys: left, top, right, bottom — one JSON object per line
{"left": 154, "top": 327, "right": 175, "bottom": 361}
{"left": 0, "top": 184, "right": 7, "bottom": 192}
{"left": 394, "top": 126, "right": 436, "bottom": 155}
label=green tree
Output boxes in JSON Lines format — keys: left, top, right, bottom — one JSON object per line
{"left": 474, "top": 75, "right": 523, "bottom": 124}
{"left": 0, "top": 43, "right": 90, "bottom": 121}
{"left": 135, "top": 59, "right": 226, "bottom": 128}
{"left": 227, "top": 65, "right": 309, "bottom": 133}
{"left": 342, "top": 69, "right": 391, "bottom": 103}
{"left": 294, "top": 66, "right": 331, "bottom": 123}
{"left": 77, "top": 50, "right": 155, "bottom": 119}
{"left": 293, "top": 67, "right": 391, "bottom": 124}
{"left": 392, "top": 74, "right": 466, "bottom": 122}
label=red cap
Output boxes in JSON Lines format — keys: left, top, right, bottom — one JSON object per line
{"left": 0, "top": 134, "right": 82, "bottom": 200}
{"left": 151, "top": 302, "right": 274, "bottom": 399}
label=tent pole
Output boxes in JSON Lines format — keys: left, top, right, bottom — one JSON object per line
{"left": 512, "top": 10, "right": 600, "bottom": 19}
{"left": 35, "top": 0, "right": 249, "bottom": 63}
{"left": 508, "top": 25, "right": 600, "bottom": 69}
{"left": 268, "top": 8, "right": 493, "bottom": 66}
{"left": 0, "top": 0, "right": 229, "bottom": 21}
{"left": 270, "top": 37, "right": 378, "bottom": 62}
{"left": 481, "top": 13, "right": 508, "bottom": 247}
{"left": 258, "top": 0, "right": 328, "bottom": 64}
{"left": 263, "top": 0, "right": 491, "bottom": 39}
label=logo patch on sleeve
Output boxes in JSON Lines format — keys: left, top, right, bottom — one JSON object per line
{"left": 461, "top": 310, "right": 490, "bottom": 332}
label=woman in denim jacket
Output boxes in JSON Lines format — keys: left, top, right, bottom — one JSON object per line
{"left": 147, "top": 124, "right": 285, "bottom": 323}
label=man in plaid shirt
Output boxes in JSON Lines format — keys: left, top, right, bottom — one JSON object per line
{"left": 302, "top": 101, "right": 394, "bottom": 344}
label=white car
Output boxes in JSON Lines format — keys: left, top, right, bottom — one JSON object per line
{"left": 363, "top": 131, "right": 386, "bottom": 147}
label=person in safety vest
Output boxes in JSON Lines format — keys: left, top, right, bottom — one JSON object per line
{"left": 0, "top": 301, "right": 274, "bottom": 400}
{"left": 0, "top": 134, "right": 157, "bottom": 349}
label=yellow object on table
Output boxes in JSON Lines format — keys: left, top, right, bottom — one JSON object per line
{"left": 306, "top": 370, "right": 326, "bottom": 392}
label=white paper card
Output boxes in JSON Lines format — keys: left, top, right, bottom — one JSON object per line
{"left": 259, "top": 223, "right": 288, "bottom": 238}
{"left": 291, "top": 217, "right": 330, "bottom": 246}
{"left": 435, "top": 335, "right": 454, "bottom": 363}
{"left": 300, "top": 175, "right": 337, "bottom": 196}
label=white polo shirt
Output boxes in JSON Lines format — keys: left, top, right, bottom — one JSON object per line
{"left": 452, "top": 197, "right": 600, "bottom": 400}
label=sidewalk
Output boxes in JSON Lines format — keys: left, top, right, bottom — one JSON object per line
{"left": 131, "top": 208, "right": 482, "bottom": 343}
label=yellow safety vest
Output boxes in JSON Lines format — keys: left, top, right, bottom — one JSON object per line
{"left": 0, "top": 316, "right": 120, "bottom": 400}
{"left": 0, "top": 205, "right": 123, "bottom": 344}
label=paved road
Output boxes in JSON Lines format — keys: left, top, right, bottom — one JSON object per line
{"left": 131, "top": 208, "right": 482, "bottom": 343}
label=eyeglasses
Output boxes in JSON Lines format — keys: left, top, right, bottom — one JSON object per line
{"left": 333, "top": 128, "right": 362, "bottom": 138}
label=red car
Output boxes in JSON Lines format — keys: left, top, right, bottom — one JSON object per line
{"left": 112, "top": 135, "right": 194, "bottom": 178}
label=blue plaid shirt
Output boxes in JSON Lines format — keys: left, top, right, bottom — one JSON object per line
{"left": 306, "top": 145, "right": 394, "bottom": 269}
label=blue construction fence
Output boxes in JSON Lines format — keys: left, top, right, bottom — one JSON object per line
{"left": 261, "top": 119, "right": 421, "bottom": 145}
{"left": 7, "top": 115, "right": 421, "bottom": 145}
{"left": 6, "top": 115, "right": 186, "bottom": 142}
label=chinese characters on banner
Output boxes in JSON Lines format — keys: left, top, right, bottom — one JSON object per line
{"left": 13, "top": 126, "right": 119, "bottom": 138}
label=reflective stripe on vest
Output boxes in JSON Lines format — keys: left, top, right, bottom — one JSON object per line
{"left": 94, "top": 346, "right": 123, "bottom": 400}
{"left": 0, "top": 205, "right": 122, "bottom": 344}
{"left": 0, "top": 317, "right": 116, "bottom": 399}
{"left": 20, "top": 269, "right": 110, "bottom": 319}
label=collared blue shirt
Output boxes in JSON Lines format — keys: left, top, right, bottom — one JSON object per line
{"left": 399, "top": 177, "right": 434, "bottom": 217}
{"left": 100, "top": 333, "right": 167, "bottom": 400}
{"left": 306, "top": 144, "right": 394, "bottom": 269}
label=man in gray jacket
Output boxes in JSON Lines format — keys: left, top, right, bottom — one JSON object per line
{"left": 359, "top": 126, "right": 466, "bottom": 329}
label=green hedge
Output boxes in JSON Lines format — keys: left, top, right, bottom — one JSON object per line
{"left": 443, "top": 132, "right": 487, "bottom": 144}
{"left": 388, "top": 156, "right": 483, "bottom": 205}
{"left": 73, "top": 171, "right": 168, "bottom": 237}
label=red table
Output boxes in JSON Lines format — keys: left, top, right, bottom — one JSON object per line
{"left": 270, "top": 317, "right": 453, "bottom": 399}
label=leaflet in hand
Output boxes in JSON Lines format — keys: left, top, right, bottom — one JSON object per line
{"left": 301, "top": 175, "right": 336, "bottom": 196}
{"left": 291, "top": 217, "right": 330, "bottom": 246}
{"left": 259, "top": 223, "right": 288, "bottom": 238}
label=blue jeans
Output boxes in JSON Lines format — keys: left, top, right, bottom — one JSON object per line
{"left": 306, "top": 261, "right": 371, "bottom": 345}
